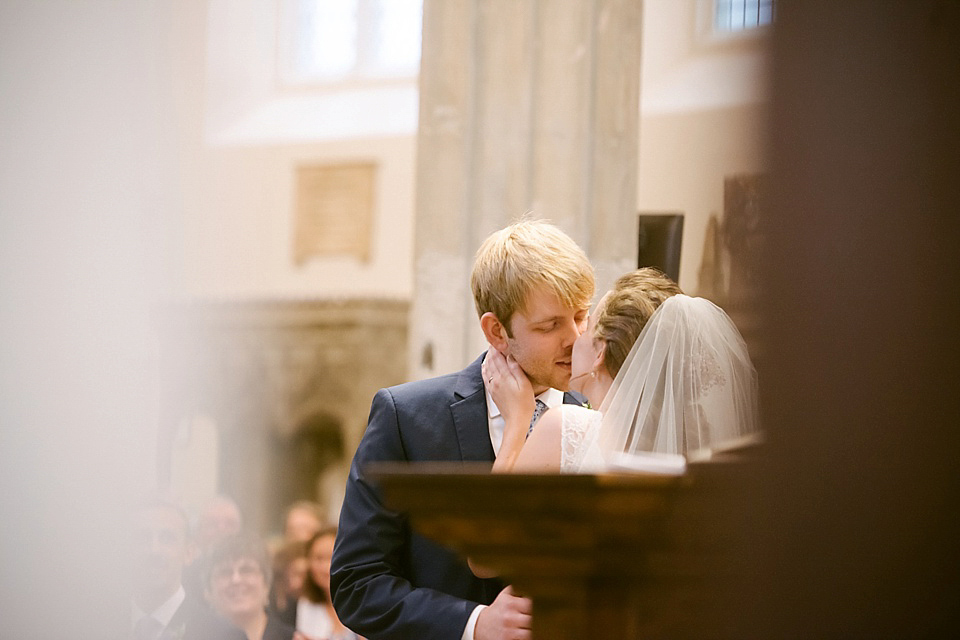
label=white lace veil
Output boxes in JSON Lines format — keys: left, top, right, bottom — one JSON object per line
{"left": 577, "top": 295, "right": 760, "bottom": 472}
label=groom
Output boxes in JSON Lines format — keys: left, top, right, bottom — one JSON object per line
{"left": 330, "top": 219, "right": 595, "bottom": 640}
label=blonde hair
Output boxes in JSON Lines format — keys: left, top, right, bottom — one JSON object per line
{"left": 471, "top": 219, "right": 595, "bottom": 336}
{"left": 593, "top": 268, "right": 683, "bottom": 377}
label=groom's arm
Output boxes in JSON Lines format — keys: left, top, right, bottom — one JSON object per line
{"left": 330, "top": 387, "right": 480, "bottom": 640}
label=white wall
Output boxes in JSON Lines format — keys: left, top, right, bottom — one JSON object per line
{"left": 172, "top": 0, "right": 418, "bottom": 302}
{"left": 638, "top": 0, "right": 769, "bottom": 293}
{"left": 176, "top": 0, "right": 768, "bottom": 302}
{"left": 178, "top": 137, "right": 417, "bottom": 300}
{"left": 638, "top": 105, "right": 767, "bottom": 292}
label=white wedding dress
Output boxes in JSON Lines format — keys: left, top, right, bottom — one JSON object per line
{"left": 559, "top": 404, "right": 602, "bottom": 471}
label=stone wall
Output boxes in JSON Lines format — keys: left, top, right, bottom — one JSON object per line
{"left": 156, "top": 297, "right": 408, "bottom": 533}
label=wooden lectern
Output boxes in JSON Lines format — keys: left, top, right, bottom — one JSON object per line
{"left": 370, "top": 461, "right": 754, "bottom": 639}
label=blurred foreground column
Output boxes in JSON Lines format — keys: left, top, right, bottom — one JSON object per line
{"left": 0, "top": 1, "right": 177, "bottom": 637}
{"left": 410, "top": 0, "right": 642, "bottom": 379}
{"left": 749, "top": 1, "right": 960, "bottom": 635}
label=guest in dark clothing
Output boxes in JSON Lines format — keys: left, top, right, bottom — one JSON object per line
{"left": 183, "top": 495, "right": 244, "bottom": 603}
{"left": 268, "top": 540, "right": 308, "bottom": 627}
{"left": 131, "top": 498, "right": 246, "bottom": 640}
{"left": 282, "top": 500, "right": 326, "bottom": 546}
{"left": 206, "top": 533, "right": 297, "bottom": 640}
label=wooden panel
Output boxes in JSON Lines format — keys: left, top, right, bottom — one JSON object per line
{"left": 371, "top": 459, "right": 756, "bottom": 639}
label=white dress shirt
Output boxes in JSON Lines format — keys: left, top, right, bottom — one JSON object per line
{"left": 485, "top": 387, "right": 564, "bottom": 456}
{"left": 461, "top": 386, "right": 564, "bottom": 640}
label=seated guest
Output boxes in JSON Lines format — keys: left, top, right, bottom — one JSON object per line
{"left": 206, "top": 534, "right": 297, "bottom": 640}
{"left": 297, "top": 528, "right": 359, "bottom": 640}
{"left": 282, "top": 501, "right": 325, "bottom": 545}
{"left": 131, "top": 497, "right": 246, "bottom": 640}
{"left": 196, "top": 495, "right": 244, "bottom": 552}
{"left": 268, "top": 540, "right": 308, "bottom": 627}
{"left": 184, "top": 495, "right": 244, "bottom": 602}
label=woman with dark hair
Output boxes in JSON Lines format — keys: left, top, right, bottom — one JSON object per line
{"left": 296, "top": 527, "right": 359, "bottom": 640}
{"left": 206, "top": 534, "right": 297, "bottom": 640}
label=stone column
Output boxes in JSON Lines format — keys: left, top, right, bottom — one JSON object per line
{"left": 410, "top": 0, "right": 643, "bottom": 379}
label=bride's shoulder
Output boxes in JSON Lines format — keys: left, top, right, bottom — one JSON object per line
{"left": 549, "top": 403, "right": 600, "bottom": 435}
{"left": 539, "top": 403, "right": 598, "bottom": 435}
{"left": 559, "top": 403, "right": 600, "bottom": 421}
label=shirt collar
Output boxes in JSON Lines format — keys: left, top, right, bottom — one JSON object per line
{"left": 486, "top": 387, "right": 563, "bottom": 419}
{"left": 132, "top": 585, "right": 185, "bottom": 629}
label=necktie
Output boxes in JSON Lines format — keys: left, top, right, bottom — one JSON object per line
{"left": 526, "top": 398, "right": 548, "bottom": 439}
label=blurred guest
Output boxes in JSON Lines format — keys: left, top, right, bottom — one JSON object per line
{"left": 283, "top": 501, "right": 325, "bottom": 545}
{"left": 184, "top": 495, "right": 244, "bottom": 602}
{"left": 297, "top": 528, "right": 359, "bottom": 640}
{"left": 206, "top": 534, "right": 297, "bottom": 640}
{"left": 131, "top": 498, "right": 245, "bottom": 640}
{"left": 196, "top": 495, "right": 244, "bottom": 552}
{"left": 269, "top": 540, "right": 308, "bottom": 627}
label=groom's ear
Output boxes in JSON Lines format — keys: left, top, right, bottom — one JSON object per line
{"left": 480, "top": 312, "right": 509, "bottom": 351}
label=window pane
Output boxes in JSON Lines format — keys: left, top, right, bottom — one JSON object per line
{"left": 372, "top": 0, "right": 423, "bottom": 75}
{"left": 297, "top": 0, "right": 359, "bottom": 79}
{"left": 714, "top": 0, "right": 775, "bottom": 33}
{"left": 285, "top": 0, "right": 422, "bottom": 83}
{"left": 757, "top": 0, "right": 774, "bottom": 25}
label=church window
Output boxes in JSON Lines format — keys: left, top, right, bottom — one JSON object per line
{"left": 281, "top": 0, "right": 423, "bottom": 86}
{"left": 714, "top": 0, "right": 775, "bottom": 33}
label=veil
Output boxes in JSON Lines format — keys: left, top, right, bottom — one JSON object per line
{"left": 576, "top": 295, "right": 760, "bottom": 472}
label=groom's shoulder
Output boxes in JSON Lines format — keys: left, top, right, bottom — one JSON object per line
{"left": 383, "top": 356, "right": 481, "bottom": 402}
{"left": 386, "top": 369, "right": 460, "bottom": 399}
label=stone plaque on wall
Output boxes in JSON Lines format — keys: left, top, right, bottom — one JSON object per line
{"left": 293, "top": 162, "right": 376, "bottom": 264}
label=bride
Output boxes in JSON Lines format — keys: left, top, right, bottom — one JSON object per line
{"left": 484, "top": 268, "right": 760, "bottom": 474}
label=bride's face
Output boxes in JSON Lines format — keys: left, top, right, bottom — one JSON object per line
{"left": 570, "top": 295, "right": 607, "bottom": 394}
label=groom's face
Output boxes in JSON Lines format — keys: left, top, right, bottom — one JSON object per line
{"left": 503, "top": 286, "right": 589, "bottom": 394}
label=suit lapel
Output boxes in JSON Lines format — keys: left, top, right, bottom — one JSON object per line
{"left": 449, "top": 356, "right": 586, "bottom": 462}
{"left": 451, "top": 355, "right": 495, "bottom": 462}
{"left": 162, "top": 598, "right": 191, "bottom": 640}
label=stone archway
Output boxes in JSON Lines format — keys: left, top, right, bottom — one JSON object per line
{"left": 156, "top": 297, "right": 408, "bottom": 534}
{"left": 267, "top": 411, "right": 344, "bottom": 531}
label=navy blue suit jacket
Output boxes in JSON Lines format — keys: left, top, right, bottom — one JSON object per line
{"left": 330, "top": 354, "right": 584, "bottom": 640}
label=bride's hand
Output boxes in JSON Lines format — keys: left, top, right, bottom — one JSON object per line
{"left": 483, "top": 346, "right": 535, "bottom": 427}
{"left": 483, "top": 347, "right": 535, "bottom": 471}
